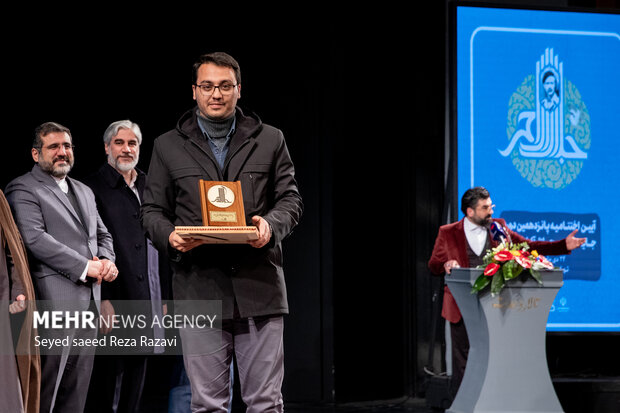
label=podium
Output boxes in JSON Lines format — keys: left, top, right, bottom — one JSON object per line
{"left": 445, "top": 268, "right": 564, "bottom": 413}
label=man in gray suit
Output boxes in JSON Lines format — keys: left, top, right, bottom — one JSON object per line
{"left": 5, "top": 121, "right": 118, "bottom": 413}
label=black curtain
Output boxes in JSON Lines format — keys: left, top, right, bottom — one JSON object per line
{"left": 4, "top": 2, "right": 617, "bottom": 409}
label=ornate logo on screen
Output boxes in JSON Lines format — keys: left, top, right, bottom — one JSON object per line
{"left": 500, "top": 48, "right": 590, "bottom": 189}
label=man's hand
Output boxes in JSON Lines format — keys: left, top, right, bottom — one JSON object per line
{"left": 444, "top": 260, "right": 460, "bottom": 274}
{"left": 565, "top": 229, "right": 586, "bottom": 251}
{"left": 99, "top": 258, "right": 118, "bottom": 282}
{"left": 9, "top": 294, "right": 26, "bottom": 314}
{"left": 169, "top": 231, "right": 205, "bottom": 252}
{"left": 249, "top": 216, "right": 271, "bottom": 248}
{"left": 99, "top": 300, "right": 115, "bottom": 334}
{"left": 88, "top": 257, "right": 119, "bottom": 284}
{"left": 87, "top": 258, "right": 104, "bottom": 284}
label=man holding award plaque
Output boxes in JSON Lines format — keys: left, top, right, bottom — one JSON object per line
{"left": 141, "top": 52, "right": 303, "bottom": 412}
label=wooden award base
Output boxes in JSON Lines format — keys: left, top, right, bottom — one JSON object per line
{"left": 175, "top": 226, "right": 259, "bottom": 244}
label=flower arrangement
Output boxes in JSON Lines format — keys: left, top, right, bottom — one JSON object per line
{"left": 472, "top": 241, "right": 555, "bottom": 296}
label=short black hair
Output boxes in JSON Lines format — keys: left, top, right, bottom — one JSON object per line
{"left": 460, "top": 186, "right": 490, "bottom": 215}
{"left": 192, "top": 52, "right": 241, "bottom": 85}
{"left": 33, "top": 122, "right": 72, "bottom": 149}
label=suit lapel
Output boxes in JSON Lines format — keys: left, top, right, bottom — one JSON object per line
{"left": 31, "top": 165, "right": 86, "bottom": 231}
{"left": 68, "top": 177, "right": 90, "bottom": 232}
{"left": 455, "top": 219, "right": 471, "bottom": 267}
{"left": 67, "top": 177, "right": 99, "bottom": 258}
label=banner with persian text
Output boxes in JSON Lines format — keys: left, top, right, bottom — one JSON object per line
{"left": 456, "top": 5, "right": 620, "bottom": 331}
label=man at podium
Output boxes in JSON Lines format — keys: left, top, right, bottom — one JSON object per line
{"left": 428, "top": 186, "right": 585, "bottom": 393}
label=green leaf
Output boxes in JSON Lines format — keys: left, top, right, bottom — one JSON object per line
{"left": 491, "top": 272, "right": 505, "bottom": 296}
{"left": 502, "top": 260, "right": 523, "bottom": 280}
{"left": 529, "top": 269, "right": 543, "bottom": 284}
{"left": 471, "top": 274, "right": 491, "bottom": 294}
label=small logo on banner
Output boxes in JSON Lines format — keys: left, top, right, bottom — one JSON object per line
{"left": 500, "top": 48, "right": 591, "bottom": 189}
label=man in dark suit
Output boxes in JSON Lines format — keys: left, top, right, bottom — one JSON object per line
{"left": 5, "top": 121, "right": 117, "bottom": 413}
{"left": 428, "top": 186, "right": 585, "bottom": 394}
{"left": 141, "top": 52, "right": 303, "bottom": 412}
{"left": 82, "top": 119, "right": 170, "bottom": 412}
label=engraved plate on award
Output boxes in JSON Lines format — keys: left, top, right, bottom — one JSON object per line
{"left": 199, "top": 180, "right": 247, "bottom": 226}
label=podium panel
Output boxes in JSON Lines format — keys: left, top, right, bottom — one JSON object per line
{"left": 446, "top": 268, "right": 564, "bottom": 413}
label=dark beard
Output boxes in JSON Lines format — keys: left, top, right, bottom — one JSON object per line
{"left": 39, "top": 157, "right": 73, "bottom": 178}
{"left": 472, "top": 215, "right": 492, "bottom": 227}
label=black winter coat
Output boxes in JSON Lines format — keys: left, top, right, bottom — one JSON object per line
{"left": 141, "top": 107, "right": 303, "bottom": 319}
{"left": 82, "top": 164, "right": 170, "bottom": 302}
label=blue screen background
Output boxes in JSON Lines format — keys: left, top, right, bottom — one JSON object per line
{"left": 456, "top": 6, "right": 620, "bottom": 331}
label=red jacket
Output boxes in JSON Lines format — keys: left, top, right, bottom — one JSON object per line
{"left": 428, "top": 218, "right": 569, "bottom": 323}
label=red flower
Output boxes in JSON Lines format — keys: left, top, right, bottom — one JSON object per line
{"left": 536, "top": 255, "right": 554, "bottom": 269}
{"left": 515, "top": 255, "right": 532, "bottom": 268}
{"left": 494, "top": 250, "right": 514, "bottom": 262}
{"left": 483, "top": 262, "right": 500, "bottom": 276}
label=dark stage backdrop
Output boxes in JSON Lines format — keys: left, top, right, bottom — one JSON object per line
{"left": 1, "top": 10, "right": 437, "bottom": 405}
{"left": 2, "top": 2, "right": 617, "bottom": 410}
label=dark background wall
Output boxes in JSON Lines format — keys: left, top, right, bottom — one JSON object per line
{"left": 2, "top": 1, "right": 618, "bottom": 410}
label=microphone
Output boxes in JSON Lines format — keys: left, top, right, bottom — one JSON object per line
{"left": 489, "top": 221, "right": 509, "bottom": 243}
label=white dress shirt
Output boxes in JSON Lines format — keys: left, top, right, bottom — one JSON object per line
{"left": 464, "top": 218, "right": 488, "bottom": 256}
{"left": 126, "top": 169, "right": 140, "bottom": 202}
{"left": 55, "top": 176, "right": 69, "bottom": 194}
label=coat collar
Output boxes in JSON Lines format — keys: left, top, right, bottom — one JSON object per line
{"left": 179, "top": 107, "right": 260, "bottom": 181}
{"left": 98, "top": 162, "right": 145, "bottom": 191}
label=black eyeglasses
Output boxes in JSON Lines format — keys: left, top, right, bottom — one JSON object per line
{"left": 194, "top": 82, "right": 238, "bottom": 95}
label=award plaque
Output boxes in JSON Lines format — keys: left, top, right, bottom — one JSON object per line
{"left": 175, "top": 180, "right": 258, "bottom": 244}
{"left": 199, "top": 180, "right": 246, "bottom": 226}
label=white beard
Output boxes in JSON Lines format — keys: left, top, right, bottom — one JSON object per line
{"left": 109, "top": 154, "right": 138, "bottom": 172}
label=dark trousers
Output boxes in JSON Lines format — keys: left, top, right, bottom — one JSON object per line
{"left": 40, "top": 352, "right": 95, "bottom": 413}
{"left": 85, "top": 354, "right": 148, "bottom": 413}
{"left": 449, "top": 318, "right": 470, "bottom": 394}
{"left": 36, "top": 294, "right": 99, "bottom": 412}
{"left": 39, "top": 324, "right": 97, "bottom": 413}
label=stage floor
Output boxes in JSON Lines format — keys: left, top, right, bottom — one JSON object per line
{"left": 282, "top": 398, "right": 436, "bottom": 413}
